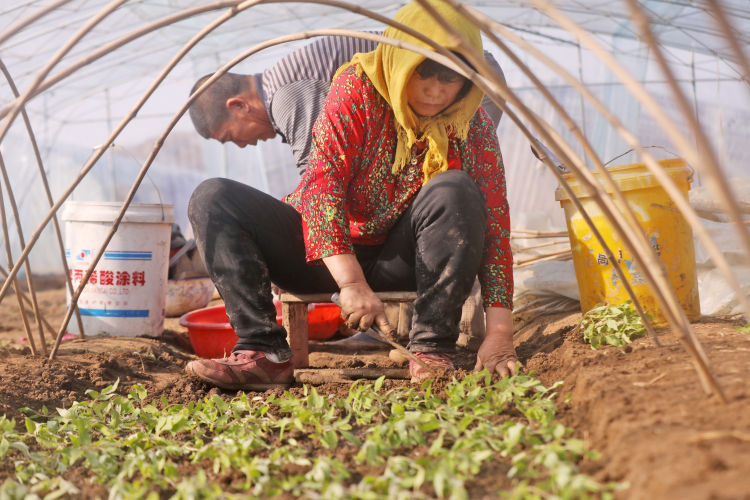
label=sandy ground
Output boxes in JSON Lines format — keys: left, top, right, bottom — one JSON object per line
{"left": 0, "top": 286, "right": 749, "bottom": 499}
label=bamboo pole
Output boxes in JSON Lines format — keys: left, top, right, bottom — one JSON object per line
{"left": 514, "top": 248, "right": 571, "bottom": 267}
{"left": 0, "top": 0, "right": 464, "bottom": 121}
{"left": 0, "top": 146, "right": 48, "bottom": 352}
{"left": 0, "top": 58, "right": 85, "bottom": 338}
{"left": 511, "top": 229, "right": 568, "bottom": 237}
{"left": 0, "top": 171, "right": 37, "bottom": 355}
{"left": 0, "top": 1, "right": 242, "bottom": 120}
{"left": 452, "top": 0, "right": 740, "bottom": 334}
{"left": 511, "top": 234, "right": 568, "bottom": 239}
{"left": 0, "top": 0, "right": 74, "bottom": 46}
{"left": 704, "top": 0, "right": 750, "bottom": 90}
{"left": 514, "top": 239, "right": 569, "bottom": 252}
{"left": 0, "top": 264, "right": 56, "bottom": 338}
{"left": 624, "top": 0, "right": 750, "bottom": 261}
{"left": 0, "top": 0, "right": 128, "bottom": 149}
{"left": 514, "top": 255, "right": 571, "bottom": 270}
{"left": 1, "top": 1, "right": 273, "bottom": 357}
{"left": 0, "top": 1, "right": 129, "bottom": 352}
{"left": 518, "top": 50, "right": 722, "bottom": 398}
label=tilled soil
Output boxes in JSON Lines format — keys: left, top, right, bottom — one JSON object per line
{"left": 1, "top": 288, "right": 749, "bottom": 499}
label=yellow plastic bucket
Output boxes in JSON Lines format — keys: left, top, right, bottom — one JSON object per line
{"left": 555, "top": 158, "right": 700, "bottom": 325}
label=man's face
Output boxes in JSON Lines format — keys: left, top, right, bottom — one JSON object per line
{"left": 211, "top": 105, "right": 276, "bottom": 148}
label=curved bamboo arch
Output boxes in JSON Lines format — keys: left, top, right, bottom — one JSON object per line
{"left": 0, "top": 1, "right": 746, "bottom": 402}
{"left": 0, "top": 1, "right": 241, "bottom": 120}
{"left": 0, "top": 0, "right": 74, "bottom": 46}
{"left": 0, "top": 0, "right": 504, "bottom": 353}
{"left": 0, "top": 0, "right": 472, "bottom": 355}
{"left": 0, "top": 59, "right": 85, "bottom": 343}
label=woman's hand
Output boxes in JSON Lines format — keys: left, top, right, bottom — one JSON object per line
{"left": 338, "top": 282, "right": 389, "bottom": 333}
{"left": 322, "top": 253, "right": 393, "bottom": 335}
{"left": 474, "top": 306, "right": 518, "bottom": 377}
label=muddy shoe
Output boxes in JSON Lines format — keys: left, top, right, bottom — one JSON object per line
{"left": 186, "top": 350, "right": 293, "bottom": 391}
{"left": 409, "top": 352, "right": 455, "bottom": 383}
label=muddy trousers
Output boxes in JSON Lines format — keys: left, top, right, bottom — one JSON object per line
{"left": 188, "top": 170, "right": 487, "bottom": 358}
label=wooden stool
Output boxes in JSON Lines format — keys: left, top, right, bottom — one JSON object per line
{"left": 280, "top": 291, "right": 417, "bottom": 368}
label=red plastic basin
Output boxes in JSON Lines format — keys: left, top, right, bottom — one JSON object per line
{"left": 180, "top": 302, "right": 344, "bottom": 359}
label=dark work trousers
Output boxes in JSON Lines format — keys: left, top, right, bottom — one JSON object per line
{"left": 188, "top": 170, "right": 487, "bottom": 358}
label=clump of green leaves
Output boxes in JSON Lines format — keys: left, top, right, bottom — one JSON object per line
{"left": 580, "top": 301, "right": 648, "bottom": 349}
{"left": 0, "top": 373, "right": 620, "bottom": 499}
{"left": 735, "top": 324, "right": 750, "bottom": 334}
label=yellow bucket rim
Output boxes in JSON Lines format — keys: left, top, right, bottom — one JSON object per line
{"left": 555, "top": 158, "right": 691, "bottom": 201}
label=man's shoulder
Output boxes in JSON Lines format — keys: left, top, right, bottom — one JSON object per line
{"left": 262, "top": 35, "right": 377, "bottom": 91}
{"left": 268, "top": 79, "right": 330, "bottom": 137}
{"left": 299, "top": 34, "right": 377, "bottom": 56}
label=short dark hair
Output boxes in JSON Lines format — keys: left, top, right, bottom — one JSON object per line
{"left": 188, "top": 72, "right": 251, "bottom": 138}
{"left": 414, "top": 52, "right": 474, "bottom": 101}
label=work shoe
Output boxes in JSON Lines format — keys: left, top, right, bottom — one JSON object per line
{"left": 186, "top": 350, "right": 293, "bottom": 391}
{"left": 409, "top": 352, "right": 455, "bottom": 383}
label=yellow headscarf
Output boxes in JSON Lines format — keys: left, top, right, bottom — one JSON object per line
{"left": 337, "top": 0, "right": 484, "bottom": 184}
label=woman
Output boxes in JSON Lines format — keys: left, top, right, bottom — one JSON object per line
{"left": 187, "top": 0, "right": 517, "bottom": 390}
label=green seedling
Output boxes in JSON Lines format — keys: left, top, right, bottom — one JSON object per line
{"left": 735, "top": 324, "right": 750, "bottom": 334}
{"left": 580, "top": 301, "right": 648, "bottom": 349}
{"left": 0, "top": 373, "right": 621, "bottom": 499}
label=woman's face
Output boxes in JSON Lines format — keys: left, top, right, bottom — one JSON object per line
{"left": 406, "top": 72, "right": 465, "bottom": 117}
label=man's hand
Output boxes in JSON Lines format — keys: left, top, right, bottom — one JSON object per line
{"left": 474, "top": 306, "right": 518, "bottom": 378}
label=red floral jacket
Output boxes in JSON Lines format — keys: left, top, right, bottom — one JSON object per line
{"left": 284, "top": 66, "right": 513, "bottom": 309}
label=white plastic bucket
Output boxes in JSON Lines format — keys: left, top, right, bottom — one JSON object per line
{"left": 61, "top": 201, "right": 175, "bottom": 337}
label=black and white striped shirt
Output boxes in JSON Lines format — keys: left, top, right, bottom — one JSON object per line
{"left": 254, "top": 35, "right": 377, "bottom": 175}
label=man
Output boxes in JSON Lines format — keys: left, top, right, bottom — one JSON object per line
{"left": 188, "top": 35, "right": 506, "bottom": 176}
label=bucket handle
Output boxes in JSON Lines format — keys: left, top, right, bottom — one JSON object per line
{"left": 603, "top": 146, "right": 695, "bottom": 183}
{"left": 603, "top": 145, "right": 674, "bottom": 167}
{"left": 685, "top": 164, "right": 695, "bottom": 184}
{"left": 103, "top": 143, "right": 170, "bottom": 222}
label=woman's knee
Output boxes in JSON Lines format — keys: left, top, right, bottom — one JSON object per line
{"left": 418, "top": 170, "right": 486, "bottom": 220}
